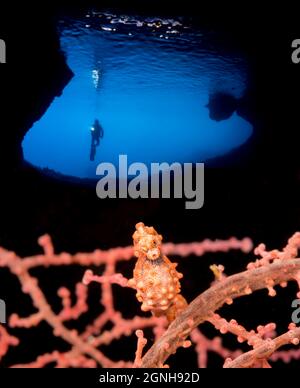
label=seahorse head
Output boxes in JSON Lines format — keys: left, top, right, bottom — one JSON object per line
{"left": 133, "top": 222, "right": 163, "bottom": 260}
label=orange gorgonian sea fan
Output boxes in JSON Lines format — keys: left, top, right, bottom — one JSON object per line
{"left": 0, "top": 223, "right": 300, "bottom": 368}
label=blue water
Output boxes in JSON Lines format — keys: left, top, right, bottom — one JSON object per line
{"left": 22, "top": 12, "right": 253, "bottom": 179}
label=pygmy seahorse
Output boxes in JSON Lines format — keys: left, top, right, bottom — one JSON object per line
{"left": 128, "top": 222, "right": 187, "bottom": 323}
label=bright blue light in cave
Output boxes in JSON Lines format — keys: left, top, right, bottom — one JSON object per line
{"left": 22, "top": 14, "right": 253, "bottom": 179}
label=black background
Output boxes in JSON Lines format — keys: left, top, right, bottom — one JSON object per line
{"left": 0, "top": 0, "right": 300, "bottom": 368}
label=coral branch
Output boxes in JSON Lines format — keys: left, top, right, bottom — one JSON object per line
{"left": 0, "top": 226, "right": 299, "bottom": 368}
{"left": 82, "top": 270, "right": 129, "bottom": 288}
{"left": 190, "top": 328, "right": 242, "bottom": 368}
{"left": 0, "top": 326, "right": 19, "bottom": 360}
{"left": 58, "top": 283, "right": 88, "bottom": 321}
{"left": 140, "top": 257, "right": 300, "bottom": 367}
{"left": 224, "top": 326, "right": 300, "bottom": 368}
{"left": 207, "top": 314, "right": 276, "bottom": 346}
{"left": 133, "top": 330, "right": 148, "bottom": 368}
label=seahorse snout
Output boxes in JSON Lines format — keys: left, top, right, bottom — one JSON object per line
{"left": 147, "top": 248, "right": 160, "bottom": 260}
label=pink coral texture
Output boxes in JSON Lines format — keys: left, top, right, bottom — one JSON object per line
{"left": 0, "top": 225, "right": 300, "bottom": 368}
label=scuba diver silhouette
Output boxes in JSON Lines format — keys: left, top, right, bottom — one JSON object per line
{"left": 90, "top": 119, "right": 104, "bottom": 161}
{"left": 91, "top": 119, "right": 104, "bottom": 146}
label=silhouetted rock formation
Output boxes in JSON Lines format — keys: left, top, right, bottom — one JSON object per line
{"left": 206, "top": 92, "right": 238, "bottom": 121}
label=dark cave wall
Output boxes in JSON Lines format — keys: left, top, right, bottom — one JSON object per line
{"left": 1, "top": 1, "right": 299, "bottom": 168}
{"left": 0, "top": 1, "right": 299, "bottom": 255}
{"left": 1, "top": 3, "right": 73, "bottom": 167}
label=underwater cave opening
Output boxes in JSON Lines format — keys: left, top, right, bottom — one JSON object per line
{"left": 22, "top": 12, "right": 253, "bottom": 181}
